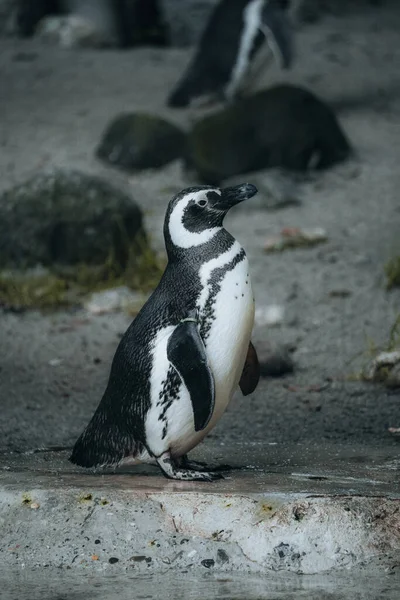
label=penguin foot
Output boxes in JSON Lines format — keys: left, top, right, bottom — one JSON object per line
{"left": 178, "top": 456, "right": 207, "bottom": 471}
{"left": 157, "top": 452, "right": 224, "bottom": 482}
{"left": 179, "top": 455, "right": 233, "bottom": 473}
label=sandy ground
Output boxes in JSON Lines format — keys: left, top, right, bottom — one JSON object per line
{"left": 0, "top": 2, "right": 399, "bottom": 458}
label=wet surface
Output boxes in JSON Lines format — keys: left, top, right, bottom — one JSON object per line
{"left": 2, "top": 441, "right": 398, "bottom": 576}
{"left": 2, "top": 567, "right": 400, "bottom": 600}
{"left": 1, "top": 441, "right": 399, "bottom": 497}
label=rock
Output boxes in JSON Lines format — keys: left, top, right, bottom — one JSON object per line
{"left": 187, "top": 85, "right": 351, "bottom": 184}
{"left": 257, "top": 343, "right": 295, "bottom": 378}
{"left": 0, "top": 268, "right": 71, "bottom": 311}
{"left": 96, "top": 113, "right": 186, "bottom": 172}
{"left": 36, "top": 14, "right": 113, "bottom": 49}
{"left": 264, "top": 227, "right": 328, "bottom": 252}
{"left": 15, "top": 0, "right": 167, "bottom": 47}
{"left": 216, "top": 549, "right": 229, "bottom": 564}
{"left": 129, "top": 555, "right": 150, "bottom": 562}
{"left": 0, "top": 169, "right": 143, "bottom": 269}
{"left": 62, "top": 0, "right": 126, "bottom": 47}
{"left": 0, "top": 170, "right": 163, "bottom": 310}
{"left": 362, "top": 350, "right": 400, "bottom": 383}
{"left": 201, "top": 558, "right": 215, "bottom": 568}
{"left": 386, "top": 363, "right": 400, "bottom": 389}
{"left": 160, "top": 0, "right": 217, "bottom": 47}
{"left": 84, "top": 287, "right": 149, "bottom": 315}
{"left": 255, "top": 305, "right": 285, "bottom": 327}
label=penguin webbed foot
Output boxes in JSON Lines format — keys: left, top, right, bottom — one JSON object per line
{"left": 179, "top": 455, "right": 234, "bottom": 473}
{"left": 157, "top": 452, "right": 224, "bottom": 482}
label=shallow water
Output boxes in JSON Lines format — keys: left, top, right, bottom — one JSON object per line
{"left": 3, "top": 568, "right": 400, "bottom": 600}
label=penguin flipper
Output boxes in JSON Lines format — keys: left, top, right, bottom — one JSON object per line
{"left": 239, "top": 341, "right": 260, "bottom": 396}
{"left": 167, "top": 315, "right": 215, "bottom": 432}
{"left": 260, "top": 1, "right": 293, "bottom": 69}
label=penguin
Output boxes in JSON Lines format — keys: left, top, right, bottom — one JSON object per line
{"left": 167, "top": 0, "right": 293, "bottom": 108}
{"left": 70, "top": 183, "right": 260, "bottom": 481}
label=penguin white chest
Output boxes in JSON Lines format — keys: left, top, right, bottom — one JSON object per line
{"left": 145, "top": 242, "right": 254, "bottom": 459}
{"left": 200, "top": 250, "right": 255, "bottom": 427}
{"left": 167, "top": 243, "right": 254, "bottom": 455}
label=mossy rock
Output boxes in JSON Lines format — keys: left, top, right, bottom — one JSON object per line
{"left": 0, "top": 169, "right": 145, "bottom": 268}
{"left": 0, "top": 270, "right": 70, "bottom": 310}
{"left": 0, "top": 169, "right": 163, "bottom": 309}
{"left": 96, "top": 112, "right": 187, "bottom": 171}
{"left": 187, "top": 84, "right": 351, "bottom": 184}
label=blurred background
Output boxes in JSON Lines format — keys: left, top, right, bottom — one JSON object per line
{"left": 0, "top": 0, "right": 399, "bottom": 455}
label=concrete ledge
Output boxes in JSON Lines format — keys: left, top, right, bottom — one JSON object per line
{"left": 3, "top": 484, "right": 399, "bottom": 574}
{"left": 1, "top": 443, "right": 399, "bottom": 574}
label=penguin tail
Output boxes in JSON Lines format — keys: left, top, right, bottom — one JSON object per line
{"left": 69, "top": 409, "right": 138, "bottom": 469}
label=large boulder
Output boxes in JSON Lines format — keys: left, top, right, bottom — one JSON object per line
{"left": 187, "top": 84, "right": 351, "bottom": 184}
{"left": 0, "top": 169, "right": 144, "bottom": 269}
{"left": 0, "top": 169, "right": 163, "bottom": 309}
{"left": 96, "top": 113, "right": 186, "bottom": 171}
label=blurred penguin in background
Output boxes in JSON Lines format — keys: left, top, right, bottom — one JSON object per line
{"left": 167, "top": 0, "right": 293, "bottom": 108}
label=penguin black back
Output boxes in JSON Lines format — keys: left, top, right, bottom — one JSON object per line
{"left": 168, "top": 0, "right": 254, "bottom": 107}
{"left": 167, "top": 0, "right": 293, "bottom": 108}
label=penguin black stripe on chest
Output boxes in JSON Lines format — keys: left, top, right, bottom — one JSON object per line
{"left": 70, "top": 183, "right": 260, "bottom": 481}
{"left": 200, "top": 247, "right": 247, "bottom": 340}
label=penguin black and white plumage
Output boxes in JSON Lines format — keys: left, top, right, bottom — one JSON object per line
{"left": 70, "top": 183, "right": 260, "bottom": 481}
{"left": 167, "top": 0, "right": 293, "bottom": 108}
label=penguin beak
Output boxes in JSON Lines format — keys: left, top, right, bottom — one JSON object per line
{"left": 213, "top": 183, "right": 258, "bottom": 210}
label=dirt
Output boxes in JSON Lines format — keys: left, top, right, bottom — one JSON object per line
{"left": 0, "top": 2, "right": 399, "bottom": 457}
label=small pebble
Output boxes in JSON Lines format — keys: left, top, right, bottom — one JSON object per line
{"left": 255, "top": 305, "right": 285, "bottom": 327}
{"left": 109, "top": 557, "right": 119, "bottom": 564}
{"left": 257, "top": 343, "right": 295, "bottom": 377}
{"left": 217, "top": 549, "right": 229, "bottom": 564}
{"left": 201, "top": 559, "right": 215, "bottom": 569}
{"left": 49, "top": 358, "right": 63, "bottom": 367}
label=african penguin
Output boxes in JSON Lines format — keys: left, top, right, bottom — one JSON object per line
{"left": 167, "top": 0, "right": 293, "bottom": 108}
{"left": 70, "top": 183, "right": 260, "bottom": 481}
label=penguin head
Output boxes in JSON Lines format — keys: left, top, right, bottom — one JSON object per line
{"left": 164, "top": 183, "right": 257, "bottom": 252}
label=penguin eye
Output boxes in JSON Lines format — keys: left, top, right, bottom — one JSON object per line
{"left": 197, "top": 198, "right": 208, "bottom": 208}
